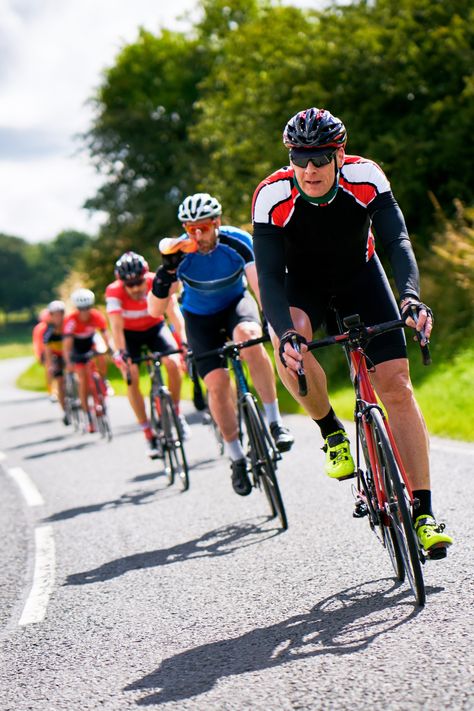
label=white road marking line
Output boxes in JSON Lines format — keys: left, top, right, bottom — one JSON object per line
{"left": 0, "top": 451, "right": 6, "bottom": 461}
{"left": 431, "top": 443, "right": 474, "bottom": 457}
{"left": 19, "top": 526, "right": 55, "bottom": 626}
{"left": 7, "top": 467, "right": 44, "bottom": 506}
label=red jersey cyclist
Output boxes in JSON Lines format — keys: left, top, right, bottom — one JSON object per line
{"left": 105, "top": 251, "right": 189, "bottom": 458}
{"left": 63, "top": 288, "right": 113, "bottom": 433}
{"left": 43, "top": 300, "right": 67, "bottom": 424}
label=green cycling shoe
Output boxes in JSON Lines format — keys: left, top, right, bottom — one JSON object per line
{"left": 323, "top": 430, "right": 356, "bottom": 481}
{"left": 415, "top": 515, "right": 453, "bottom": 558}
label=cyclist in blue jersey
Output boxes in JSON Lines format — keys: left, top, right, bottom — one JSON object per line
{"left": 148, "top": 192, "right": 294, "bottom": 496}
{"left": 252, "top": 107, "right": 452, "bottom": 556}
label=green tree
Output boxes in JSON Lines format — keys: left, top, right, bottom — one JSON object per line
{"left": 83, "top": 28, "right": 211, "bottom": 270}
{"left": 0, "top": 234, "right": 35, "bottom": 313}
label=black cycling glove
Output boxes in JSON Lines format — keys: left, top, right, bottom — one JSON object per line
{"left": 152, "top": 266, "right": 177, "bottom": 299}
{"left": 161, "top": 251, "right": 184, "bottom": 271}
{"left": 278, "top": 330, "right": 307, "bottom": 367}
{"left": 400, "top": 298, "right": 434, "bottom": 324}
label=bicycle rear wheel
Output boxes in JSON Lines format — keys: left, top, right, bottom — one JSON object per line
{"left": 371, "top": 408, "right": 425, "bottom": 605}
{"left": 243, "top": 394, "right": 287, "bottom": 530}
{"left": 160, "top": 392, "right": 189, "bottom": 492}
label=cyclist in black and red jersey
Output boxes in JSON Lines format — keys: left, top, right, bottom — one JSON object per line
{"left": 252, "top": 107, "right": 452, "bottom": 555}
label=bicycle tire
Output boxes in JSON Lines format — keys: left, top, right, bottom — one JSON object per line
{"left": 359, "top": 418, "right": 405, "bottom": 582}
{"left": 65, "top": 374, "right": 82, "bottom": 431}
{"left": 160, "top": 391, "right": 189, "bottom": 492}
{"left": 371, "top": 408, "right": 425, "bottom": 605}
{"left": 92, "top": 374, "right": 113, "bottom": 441}
{"left": 243, "top": 394, "right": 287, "bottom": 530}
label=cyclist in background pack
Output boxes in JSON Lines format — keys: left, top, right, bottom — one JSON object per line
{"left": 63, "top": 288, "right": 113, "bottom": 433}
{"left": 105, "top": 251, "right": 189, "bottom": 458}
{"left": 43, "top": 300, "right": 68, "bottom": 424}
{"left": 251, "top": 107, "right": 452, "bottom": 555}
{"left": 148, "top": 193, "right": 294, "bottom": 497}
{"left": 32, "top": 308, "right": 54, "bottom": 399}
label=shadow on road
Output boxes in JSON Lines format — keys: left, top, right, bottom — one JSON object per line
{"left": 6, "top": 434, "right": 69, "bottom": 450}
{"left": 43, "top": 487, "right": 162, "bottom": 524}
{"left": 7, "top": 416, "right": 58, "bottom": 429}
{"left": 64, "top": 517, "right": 278, "bottom": 587}
{"left": 125, "top": 579, "right": 442, "bottom": 706}
{"left": 23, "top": 440, "right": 98, "bottom": 459}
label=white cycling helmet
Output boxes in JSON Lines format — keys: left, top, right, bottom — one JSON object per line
{"left": 177, "top": 193, "right": 222, "bottom": 223}
{"left": 47, "top": 300, "right": 65, "bottom": 313}
{"left": 71, "top": 288, "right": 95, "bottom": 309}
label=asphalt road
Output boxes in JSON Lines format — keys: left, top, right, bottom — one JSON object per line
{"left": 1, "top": 357, "right": 473, "bottom": 711}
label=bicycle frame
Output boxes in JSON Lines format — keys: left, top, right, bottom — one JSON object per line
{"left": 350, "top": 347, "right": 415, "bottom": 516}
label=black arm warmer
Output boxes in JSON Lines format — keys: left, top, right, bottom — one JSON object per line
{"left": 370, "top": 193, "right": 420, "bottom": 300}
{"left": 253, "top": 224, "right": 294, "bottom": 339}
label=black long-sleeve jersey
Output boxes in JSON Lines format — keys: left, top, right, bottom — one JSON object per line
{"left": 251, "top": 155, "right": 419, "bottom": 338}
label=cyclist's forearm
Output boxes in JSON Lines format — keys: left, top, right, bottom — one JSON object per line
{"left": 253, "top": 228, "right": 293, "bottom": 338}
{"left": 147, "top": 291, "right": 169, "bottom": 318}
{"left": 372, "top": 202, "right": 420, "bottom": 300}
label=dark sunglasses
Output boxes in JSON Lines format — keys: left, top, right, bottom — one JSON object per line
{"left": 290, "top": 150, "right": 336, "bottom": 168}
{"left": 125, "top": 277, "right": 145, "bottom": 287}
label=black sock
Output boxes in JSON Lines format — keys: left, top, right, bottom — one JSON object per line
{"left": 314, "top": 407, "right": 345, "bottom": 440}
{"left": 413, "top": 489, "right": 433, "bottom": 520}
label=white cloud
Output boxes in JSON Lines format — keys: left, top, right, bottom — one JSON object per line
{"left": 0, "top": 0, "right": 323, "bottom": 242}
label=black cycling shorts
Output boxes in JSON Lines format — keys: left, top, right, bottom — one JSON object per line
{"left": 124, "top": 322, "right": 178, "bottom": 363}
{"left": 184, "top": 291, "right": 261, "bottom": 378}
{"left": 50, "top": 353, "right": 64, "bottom": 378}
{"left": 286, "top": 254, "right": 407, "bottom": 365}
{"left": 71, "top": 336, "right": 95, "bottom": 364}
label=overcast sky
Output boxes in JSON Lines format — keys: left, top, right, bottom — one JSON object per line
{"left": 0, "top": 0, "right": 320, "bottom": 243}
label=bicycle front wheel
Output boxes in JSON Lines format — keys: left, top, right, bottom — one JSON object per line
{"left": 359, "top": 419, "right": 404, "bottom": 582}
{"left": 243, "top": 395, "right": 287, "bottom": 530}
{"left": 372, "top": 408, "right": 425, "bottom": 605}
{"left": 65, "top": 374, "right": 82, "bottom": 431}
{"left": 92, "top": 374, "right": 112, "bottom": 441}
{"left": 160, "top": 392, "right": 189, "bottom": 492}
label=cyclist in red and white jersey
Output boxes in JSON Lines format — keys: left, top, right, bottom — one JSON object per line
{"left": 105, "top": 252, "right": 189, "bottom": 458}
{"left": 252, "top": 107, "right": 452, "bottom": 555}
{"left": 63, "top": 288, "right": 113, "bottom": 432}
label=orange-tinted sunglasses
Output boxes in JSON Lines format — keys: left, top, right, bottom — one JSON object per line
{"left": 184, "top": 220, "right": 216, "bottom": 235}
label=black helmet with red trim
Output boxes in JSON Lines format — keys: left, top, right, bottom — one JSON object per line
{"left": 114, "top": 251, "right": 149, "bottom": 282}
{"left": 283, "top": 108, "right": 347, "bottom": 149}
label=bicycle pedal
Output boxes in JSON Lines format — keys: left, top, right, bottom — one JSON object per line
{"left": 427, "top": 545, "right": 447, "bottom": 560}
{"left": 353, "top": 500, "right": 368, "bottom": 518}
{"left": 337, "top": 471, "right": 356, "bottom": 482}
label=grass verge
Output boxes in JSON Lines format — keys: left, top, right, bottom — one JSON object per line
{"left": 16, "top": 344, "right": 474, "bottom": 441}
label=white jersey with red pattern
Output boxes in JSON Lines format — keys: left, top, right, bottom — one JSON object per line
{"left": 252, "top": 155, "right": 390, "bottom": 267}
{"left": 105, "top": 273, "right": 163, "bottom": 332}
{"left": 63, "top": 308, "right": 107, "bottom": 339}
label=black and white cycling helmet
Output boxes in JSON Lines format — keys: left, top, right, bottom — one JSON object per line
{"left": 177, "top": 193, "right": 222, "bottom": 223}
{"left": 71, "top": 288, "right": 95, "bottom": 309}
{"left": 114, "top": 251, "right": 149, "bottom": 282}
{"left": 47, "top": 300, "right": 65, "bottom": 313}
{"left": 283, "top": 108, "right": 347, "bottom": 149}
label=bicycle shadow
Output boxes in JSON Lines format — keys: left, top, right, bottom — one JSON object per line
{"left": 43, "top": 487, "right": 161, "bottom": 523}
{"left": 64, "top": 517, "right": 277, "bottom": 587}
{"left": 23, "top": 440, "right": 97, "bottom": 459}
{"left": 125, "top": 579, "right": 441, "bottom": 706}
{"left": 6, "top": 434, "right": 70, "bottom": 450}
{"left": 8, "top": 417, "right": 59, "bottom": 429}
